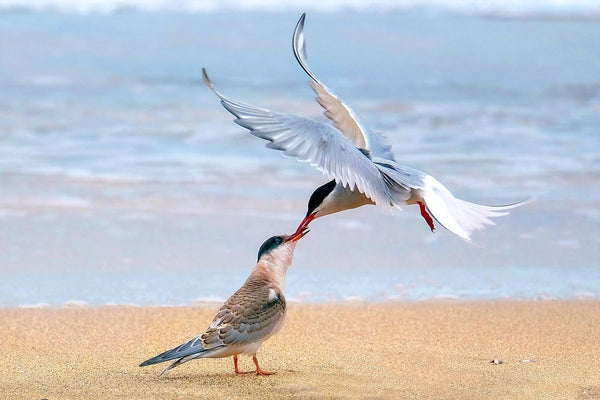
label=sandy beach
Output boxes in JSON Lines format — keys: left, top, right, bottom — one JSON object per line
{"left": 2, "top": 6, "right": 600, "bottom": 400}
{"left": 1, "top": 301, "right": 598, "bottom": 399}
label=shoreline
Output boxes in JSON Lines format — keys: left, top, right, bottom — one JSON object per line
{"left": 2, "top": 300, "right": 599, "bottom": 399}
{"left": 8, "top": 296, "right": 600, "bottom": 309}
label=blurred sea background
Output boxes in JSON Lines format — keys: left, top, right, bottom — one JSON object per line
{"left": 1, "top": 0, "right": 599, "bottom": 307}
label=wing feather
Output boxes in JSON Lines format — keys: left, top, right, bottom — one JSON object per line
{"left": 203, "top": 68, "right": 394, "bottom": 207}
{"left": 211, "top": 278, "right": 287, "bottom": 346}
{"left": 292, "top": 13, "right": 395, "bottom": 160}
{"left": 138, "top": 334, "right": 214, "bottom": 367}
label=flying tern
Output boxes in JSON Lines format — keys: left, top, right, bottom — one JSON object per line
{"left": 203, "top": 13, "right": 525, "bottom": 242}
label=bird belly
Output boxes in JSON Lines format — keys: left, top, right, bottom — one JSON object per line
{"left": 202, "top": 342, "right": 263, "bottom": 359}
{"left": 405, "top": 189, "right": 423, "bottom": 205}
{"left": 205, "top": 315, "right": 286, "bottom": 359}
{"left": 240, "top": 341, "right": 262, "bottom": 356}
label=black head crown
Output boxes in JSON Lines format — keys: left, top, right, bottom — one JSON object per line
{"left": 257, "top": 235, "right": 287, "bottom": 261}
{"left": 306, "top": 180, "right": 336, "bottom": 216}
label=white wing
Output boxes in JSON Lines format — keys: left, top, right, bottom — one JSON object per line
{"left": 203, "top": 69, "right": 395, "bottom": 207}
{"left": 292, "top": 13, "right": 395, "bottom": 160}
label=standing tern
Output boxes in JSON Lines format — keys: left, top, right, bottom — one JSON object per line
{"left": 139, "top": 228, "right": 309, "bottom": 376}
{"left": 203, "top": 13, "right": 526, "bottom": 242}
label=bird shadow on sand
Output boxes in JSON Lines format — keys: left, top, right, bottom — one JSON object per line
{"left": 144, "top": 368, "right": 300, "bottom": 382}
{"left": 147, "top": 372, "right": 236, "bottom": 382}
{"left": 136, "top": 369, "right": 358, "bottom": 400}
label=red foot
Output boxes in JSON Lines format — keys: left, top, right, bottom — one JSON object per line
{"left": 253, "top": 355, "right": 274, "bottom": 376}
{"left": 418, "top": 201, "right": 435, "bottom": 232}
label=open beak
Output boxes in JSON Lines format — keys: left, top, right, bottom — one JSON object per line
{"left": 295, "top": 212, "right": 316, "bottom": 234}
{"left": 285, "top": 226, "right": 310, "bottom": 243}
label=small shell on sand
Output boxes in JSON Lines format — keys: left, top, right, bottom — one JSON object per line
{"left": 490, "top": 359, "right": 503, "bottom": 365}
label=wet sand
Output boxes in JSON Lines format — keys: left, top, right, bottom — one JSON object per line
{"left": 1, "top": 301, "right": 599, "bottom": 399}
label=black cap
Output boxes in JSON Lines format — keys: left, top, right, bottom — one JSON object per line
{"left": 257, "top": 235, "right": 287, "bottom": 261}
{"left": 306, "top": 180, "right": 336, "bottom": 216}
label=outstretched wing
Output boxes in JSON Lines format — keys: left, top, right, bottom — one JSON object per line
{"left": 203, "top": 68, "right": 397, "bottom": 208}
{"left": 292, "top": 13, "right": 395, "bottom": 160}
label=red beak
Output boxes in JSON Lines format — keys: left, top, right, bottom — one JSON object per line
{"left": 295, "top": 213, "right": 316, "bottom": 234}
{"left": 285, "top": 226, "right": 310, "bottom": 243}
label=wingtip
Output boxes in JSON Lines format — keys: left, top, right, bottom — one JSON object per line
{"left": 202, "top": 67, "right": 214, "bottom": 91}
{"left": 292, "top": 13, "right": 306, "bottom": 58}
{"left": 519, "top": 196, "right": 536, "bottom": 207}
{"left": 202, "top": 68, "right": 226, "bottom": 100}
{"left": 159, "top": 364, "right": 174, "bottom": 376}
{"left": 292, "top": 12, "right": 319, "bottom": 83}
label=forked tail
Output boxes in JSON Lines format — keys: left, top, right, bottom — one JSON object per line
{"left": 419, "top": 175, "right": 528, "bottom": 242}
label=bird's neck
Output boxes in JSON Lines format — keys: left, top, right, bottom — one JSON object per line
{"left": 316, "top": 184, "right": 374, "bottom": 218}
{"left": 252, "top": 244, "right": 296, "bottom": 289}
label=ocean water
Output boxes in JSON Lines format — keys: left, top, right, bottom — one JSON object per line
{"left": 1, "top": 3, "right": 599, "bottom": 307}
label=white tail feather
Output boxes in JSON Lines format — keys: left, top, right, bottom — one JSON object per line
{"left": 420, "top": 175, "right": 526, "bottom": 241}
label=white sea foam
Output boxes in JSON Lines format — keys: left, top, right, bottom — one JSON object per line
{"left": 431, "top": 294, "right": 460, "bottom": 300}
{"left": 19, "top": 303, "right": 50, "bottom": 309}
{"left": 63, "top": 300, "right": 89, "bottom": 307}
{"left": 575, "top": 291, "right": 597, "bottom": 300}
{"left": 190, "top": 296, "right": 226, "bottom": 305}
{"left": 1, "top": 0, "right": 598, "bottom": 15}
{"left": 344, "top": 295, "right": 366, "bottom": 303}
{"left": 105, "top": 302, "right": 142, "bottom": 307}
{"left": 0, "top": 195, "right": 93, "bottom": 210}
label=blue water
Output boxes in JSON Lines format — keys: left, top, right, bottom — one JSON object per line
{"left": 0, "top": 7, "right": 599, "bottom": 307}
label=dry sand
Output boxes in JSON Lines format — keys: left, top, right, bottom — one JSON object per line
{"left": 1, "top": 301, "right": 599, "bottom": 399}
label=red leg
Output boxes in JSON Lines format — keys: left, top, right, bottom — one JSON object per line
{"left": 233, "top": 355, "right": 243, "bottom": 374}
{"left": 418, "top": 201, "right": 435, "bottom": 232}
{"left": 253, "top": 354, "right": 274, "bottom": 376}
